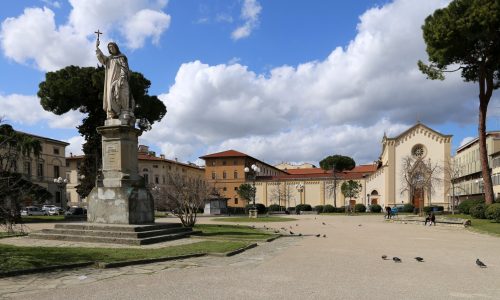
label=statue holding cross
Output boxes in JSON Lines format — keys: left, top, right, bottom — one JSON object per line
{"left": 95, "top": 29, "right": 135, "bottom": 126}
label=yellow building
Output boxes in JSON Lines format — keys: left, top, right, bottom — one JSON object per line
{"left": 66, "top": 145, "right": 205, "bottom": 207}
{"left": 1, "top": 130, "right": 69, "bottom": 207}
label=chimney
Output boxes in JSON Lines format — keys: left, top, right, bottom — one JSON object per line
{"left": 160, "top": 154, "right": 165, "bottom": 159}
{"left": 175, "top": 157, "right": 178, "bottom": 162}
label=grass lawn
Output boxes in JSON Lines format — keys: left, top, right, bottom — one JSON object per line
{"left": 213, "top": 216, "right": 297, "bottom": 223}
{"left": 195, "top": 224, "right": 276, "bottom": 240}
{"left": 20, "top": 215, "right": 66, "bottom": 223}
{"left": 0, "top": 232, "right": 27, "bottom": 239}
{"left": 442, "top": 214, "right": 500, "bottom": 236}
{"left": 0, "top": 240, "right": 248, "bottom": 273}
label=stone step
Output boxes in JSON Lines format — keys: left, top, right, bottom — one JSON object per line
{"left": 39, "top": 226, "right": 191, "bottom": 239}
{"left": 29, "top": 230, "right": 200, "bottom": 246}
{"left": 53, "top": 223, "right": 182, "bottom": 232}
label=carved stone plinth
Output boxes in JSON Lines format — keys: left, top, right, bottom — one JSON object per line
{"left": 87, "top": 124, "right": 154, "bottom": 225}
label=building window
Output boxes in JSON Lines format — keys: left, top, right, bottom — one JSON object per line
{"left": 234, "top": 171, "right": 238, "bottom": 179}
{"left": 223, "top": 171, "right": 227, "bottom": 179}
{"left": 37, "top": 163, "right": 44, "bottom": 178}
{"left": 223, "top": 187, "right": 227, "bottom": 191}
{"left": 66, "top": 161, "right": 70, "bottom": 167}
{"left": 211, "top": 161, "right": 216, "bottom": 166}
{"left": 163, "top": 176, "right": 166, "bottom": 184}
{"left": 234, "top": 160, "right": 238, "bottom": 165}
{"left": 155, "top": 176, "right": 159, "bottom": 184}
{"left": 144, "top": 173, "right": 149, "bottom": 183}
{"left": 54, "top": 165, "right": 60, "bottom": 178}
{"left": 234, "top": 198, "right": 238, "bottom": 204}
{"left": 234, "top": 187, "right": 238, "bottom": 191}
{"left": 222, "top": 161, "right": 227, "bottom": 166}
{"left": 153, "top": 165, "right": 158, "bottom": 168}
{"left": 53, "top": 147, "right": 60, "bottom": 155}
{"left": 212, "top": 172, "right": 216, "bottom": 180}
{"left": 169, "top": 165, "right": 172, "bottom": 170}
{"left": 23, "top": 161, "right": 31, "bottom": 176}
{"left": 412, "top": 144, "right": 426, "bottom": 158}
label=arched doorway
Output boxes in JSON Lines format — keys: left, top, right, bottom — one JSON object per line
{"left": 370, "top": 190, "right": 379, "bottom": 205}
{"left": 412, "top": 188, "right": 424, "bottom": 209}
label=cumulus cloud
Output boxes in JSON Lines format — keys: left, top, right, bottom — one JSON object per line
{"left": 459, "top": 137, "right": 475, "bottom": 147}
{"left": 65, "top": 135, "right": 85, "bottom": 156}
{"left": 231, "top": 0, "right": 262, "bottom": 40}
{"left": 143, "top": 0, "right": 476, "bottom": 165}
{"left": 0, "top": 94, "right": 84, "bottom": 129}
{"left": 0, "top": 0, "right": 171, "bottom": 71}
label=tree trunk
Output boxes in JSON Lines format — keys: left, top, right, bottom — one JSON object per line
{"left": 478, "top": 66, "right": 494, "bottom": 205}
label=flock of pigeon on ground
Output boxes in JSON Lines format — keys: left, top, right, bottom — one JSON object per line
{"left": 246, "top": 218, "right": 489, "bottom": 269}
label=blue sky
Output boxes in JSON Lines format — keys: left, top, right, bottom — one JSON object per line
{"left": 0, "top": 0, "right": 497, "bottom": 166}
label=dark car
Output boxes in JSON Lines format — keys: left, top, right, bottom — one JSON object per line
{"left": 65, "top": 207, "right": 86, "bottom": 216}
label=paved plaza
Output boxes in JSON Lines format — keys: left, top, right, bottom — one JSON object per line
{"left": 2, "top": 215, "right": 500, "bottom": 299}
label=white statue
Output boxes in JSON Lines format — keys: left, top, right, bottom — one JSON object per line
{"left": 95, "top": 30, "right": 135, "bottom": 125}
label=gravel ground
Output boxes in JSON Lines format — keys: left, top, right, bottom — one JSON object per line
{"left": 2, "top": 214, "right": 500, "bottom": 300}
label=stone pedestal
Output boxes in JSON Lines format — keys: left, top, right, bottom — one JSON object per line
{"left": 87, "top": 122, "right": 154, "bottom": 224}
{"left": 249, "top": 209, "right": 258, "bottom": 218}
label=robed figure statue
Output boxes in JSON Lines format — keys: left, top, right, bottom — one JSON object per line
{"left": 96, "top": 39, "right": 135, "bottom": 126}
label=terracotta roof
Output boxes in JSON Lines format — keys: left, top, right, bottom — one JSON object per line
{"left": 285, "top": 168, "right": 329, "bottom": 175}
{"left": 349, "top": 164, "right": 377, "bottom": 173}
{"left": 199, "top": 149, "right": 249, "bottom": 159}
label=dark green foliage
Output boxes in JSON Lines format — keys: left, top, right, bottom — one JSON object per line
{"left": 319, "top": 155, "right": 355, "bottom": 172}
{"left": 420, "top": 0, "right": 500, "bottom": 204}
{"left": 295, "top": 204, "right": 312, "bottom": 213}
{"left": 323, "top": 204, "right": 335, "bottom": 213}
{"left": 423, "top": 206, "right": 445, "bottom": 213}
{"left": 370, "top": 204, "right": 382, "bottom": 213}
{"left": 37, "top": 66, "right": 166, "bottom": 198}
{"left": 470, "top": 203, "right": 487, "bottom": 219}
{"left": 354, "top": 203, "right": 366, "bottom": 213}
{"left": 237, "top": 183, "right": 255, "bottom": 203}
{"left": 423, "top": 206, "right": 433, "bottom": 213}
{"left": 245, "top": 204, "right": 266, "bottom": 214}
{"left": 268, "top": 204, "right": 285, "bottom": 212}
{"left": 287, "top": 207, "right": 295, "bottom": 213}
{"left": 485, "top": 203, "right": 500, "bottom": 222}
{"left": 227, "top": 207, "right": 246, "bottom": 215}
{"left": 314, "top": 205, "right": 324, "bottom": 213}
{"left": 458, "top": 199, "right": 484, "bottom": 214}
{"left": 402, "top": 204, "right": 415, "bottom": 213}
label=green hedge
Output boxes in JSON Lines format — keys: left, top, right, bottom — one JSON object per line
{"left": 458, "top": 199, "right": 484, "bottom": 214}
{"left": 402, "top": 204, "right": 415, "bottom": 213}
{"left": 295, "top": 204, "right": 312, "bottom": 213}
{"left": 354, "top": 203, "right": 366, "bottom": 213}
{"left": 323, "top": 204, "right": 335, "bottom": 213}
{"left": 245, "top": 204, "right": 266, "bottom": 214}
{"left": 268, "top": 204, "right": 286, "bottom": 212}
{"left": 470, "top": 203, "right": 487, "bottom": 219}
{"left": 314, "top": 205, "right": 324, "bottom": 213}
{"left": 227, "top": 207, "right": 246, "bottom": 215}
{"left": 370, "top": 204, "right": 382, "bottom": 213}
{"left": 485, "top": 203, "right": 500, "bottom": 222}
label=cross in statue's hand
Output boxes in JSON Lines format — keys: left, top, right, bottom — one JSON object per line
{"left": 94, "top": 29, "right": 103, "bottom": 42}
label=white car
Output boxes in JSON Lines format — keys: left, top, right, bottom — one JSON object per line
{"left": 48, "top": 206, "right": 64, "bottom": 215}
{"left": 21, "top": 206, "right": 48, "bottom": 216}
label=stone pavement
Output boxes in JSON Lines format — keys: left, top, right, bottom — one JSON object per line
{"left": 2, "top": 215, "right": 500, "bottom": 299}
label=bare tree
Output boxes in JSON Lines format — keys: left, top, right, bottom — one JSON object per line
{"left": 400, "top": 156, "right": 442, "bottom": 215}
{"left": 443, "top": 158, "right": 466, "bottom": 215}
{"left": 159, "top": 175, "right": 211, "bottom": 227}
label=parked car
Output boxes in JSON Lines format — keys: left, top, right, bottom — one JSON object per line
{"left": 48, "top": 206, "right": 64, "bottom": 215}
{"left": 21, "top": 206, "right": 48, "bottom": 216}
{"left": 42, "top": 205, "right": 56, "bottom": 214}
{"left": 65, "top": 207, "right": 86, "bottom": 216}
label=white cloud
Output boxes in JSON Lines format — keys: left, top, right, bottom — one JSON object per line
{"left": 231, "top": 0, "right": 262, "bottom": 40}
{"left": 65, "top": 135, "right": 85, "bottom": 156}
{"left": 0, "top": 0, "right": 171, "bottom": 71}
{"left": 459, "top": 137, "right": 475, "bottom": 147}
{"left": 143, "top": 0, "right": 475, "bottom": 165}
{"left": 0, "top": 94, "right": 84, "bottom": 129}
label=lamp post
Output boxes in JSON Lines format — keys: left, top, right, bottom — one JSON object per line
{"left": 53, "top": 176, "right": 68, "bottom": 207}
{"left": 244, "top": 164, "right": 260, "bottom": 218}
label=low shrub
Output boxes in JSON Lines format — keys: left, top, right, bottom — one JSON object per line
{"left": 423, "top": 206, "right": 433, "bottom": 213}
{"left": 339, "top": 206, "right": 348, "bottom": 213}
{"left": 227, "top": 206, "right": 246, "bottom": 215}
{"left": 458, "top": 199, "right": 484, "bottom": 214}
{"left": 354, "top": 203, "right": 366, "bottom": 213}
{"left": 268, "top": 204, "right": 286, "bottom": 212}
{"left": 485, "top": 203, "right": 500, "bottom": 222}
{"left": 323, "top": 204, "right": 335, "bottom": 213}
{"left": 370, "top": 204, "right": 382, "bottom": 213}
{"left": 295, "top": 204, "right": 312, "bottom": 213}
{"left": 314, "top": 205, "right": 324, "bottom": 213}
{"left": 402, "top": 204, "right": 415, "bottom": 213}
{"left": 470, "top": 203, "right": 487, "bottom": 219}
{"left": 287, "top": 207, "right": 295, "bottom": 213}
{"left": 435, "top": 206, "right": 444, "bottom": 212}
{"left": 245, "top": 204, "right": 266, "bottom": 214}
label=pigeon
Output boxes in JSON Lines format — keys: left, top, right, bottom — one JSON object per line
{"left": 298, "top": 233, "right": 302, "bottom": 236}
{"left": 296, "top": 224, "right": 299, "bottom": 226}
{"left": 316, "top": 234, "right": 321, "bottom": 237}
{"left": 393, "top": 257, "right": 402, "bottom": 263}
{"left": 381, "top": 255, "right": 388, "bottom": 260}
{"left": 323, "top": 234, "right": 326, "bottom": 238}
{"left": 274, "top": 230, "right": 280, "bottom": 234}
{"left": 322, "top": 222, "right": 326, "bottom": 225}
{"left": 290, "top": 231, "right": 294, "bottom": 235}
{"left": 414, "top": 257, "right": 424, "bottom": 262}
{"left": 358, "top": 224, "right": 362, "bottom": 227}
{"left": 476, "top": 259, "right": 487, "bottom": 268}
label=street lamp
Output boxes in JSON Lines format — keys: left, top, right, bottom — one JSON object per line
{"left": 244, "top": 164, "right": 260, "bottom": 218}
{"left": 295, "top": 183, "right": 304, "bottom": 205}
{"left": 53, "top": 176, "right": 68, "bottom": 206}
